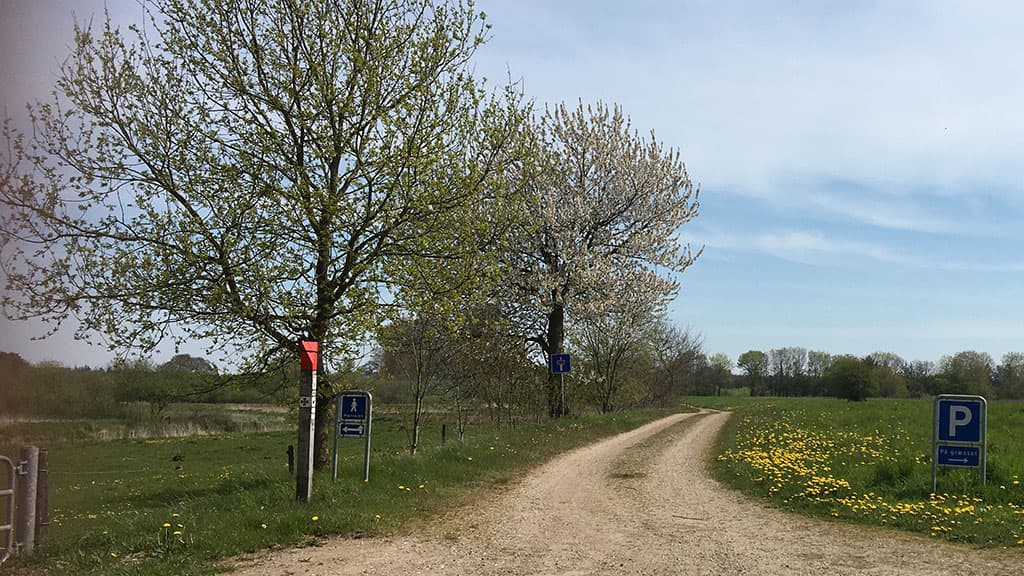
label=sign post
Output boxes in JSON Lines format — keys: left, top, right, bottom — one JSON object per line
{"left": 550, "top": 354, "right": 571, "bottom": 417}
{"left": 332, "top": 391, "right": 373, "bottom": 483}
{"left": 296, "top": 341, "right": 318, "bottom": 502}
{"left": 932, "top": 394, "right": 987, "bottom": 492}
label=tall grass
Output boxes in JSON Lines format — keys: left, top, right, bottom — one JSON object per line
{"left": 0, "top": 404, "right": 293, "bottom": 445}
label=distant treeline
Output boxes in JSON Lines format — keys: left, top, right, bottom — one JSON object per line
{"left": 733, "top": 348, "right": 1024, "bottom": 401}
{"left": 0, "top": 352, "right": 290, "bottom": 419}
{"left": 4, "top": 344, "right": 1021, "bottom": 425}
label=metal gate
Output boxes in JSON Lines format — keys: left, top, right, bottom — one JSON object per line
{"left": 0, "top": 456, "right": 14, "bottom": 565}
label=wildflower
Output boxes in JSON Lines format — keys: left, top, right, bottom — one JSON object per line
{"left": 311, "top": 516, "right": 319, "bottom": 522}
{"left": 110, "top": 552, "right": 119, "bottom": 558}
{"left": 162, "top": 522, "right": 171, "bottom": 528}
{"left": 173, "top": 531, "right": 182, "bottom": 536}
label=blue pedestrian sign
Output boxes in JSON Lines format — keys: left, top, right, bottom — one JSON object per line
{"left": 331, "top": 391, "right": 373, "bottom": 483}
{"left": 936, "top": 397, "right": 984, "bottom": 442}
{"left": 340, "top": 394, "right": 368, "bottom": 421}
{"left": 550, "top": 353, "right": 571, "bottom": 374}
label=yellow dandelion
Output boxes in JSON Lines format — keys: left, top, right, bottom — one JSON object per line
{"left": 311, "top": 515, "right": 319, "bottom": 522}
{"left": 162, "top": 522, "right": 171, "bottom": 528}
{"left": 110, "top": 552, "right": 119, "bottom": 557}
{"left": 173, "top": 531, "right": 182, "bottom": 536}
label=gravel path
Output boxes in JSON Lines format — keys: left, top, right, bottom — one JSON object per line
{"left": 228, "top": 411, "right": 1021, "bottom": 575}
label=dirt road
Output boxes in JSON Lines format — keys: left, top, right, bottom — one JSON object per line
{"left": 229, "top": 411, "right": 1021, "bottom": 575}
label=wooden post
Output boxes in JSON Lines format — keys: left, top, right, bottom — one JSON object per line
{"left": 34, "top": 450, "right": 47, "bottom": 546}
{"left": 296, "top": 341, "right": 318, "bottom": 502}
{"left": 16, "top": 447, "right": 38, "bottom": 555}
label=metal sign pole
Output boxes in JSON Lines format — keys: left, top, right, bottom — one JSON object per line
{"left": 331, "top": 395, "right": 341, "bottom": 483}
{"left": 363, "top": 393, "right": 373, "bottom": 482}
{"left": 560, "top": 373, "right": 566, "bottom": 417}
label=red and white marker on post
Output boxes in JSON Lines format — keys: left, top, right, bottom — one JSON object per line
{"left": 297, "top": 341, "right": 318, "bottom": 502}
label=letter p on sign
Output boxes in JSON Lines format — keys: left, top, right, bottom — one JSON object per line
{"left": 948, "top": 405, "right": 972, "bottom": 438}
{"left": 937, "top": 397, "right": 984, "bottom": 443}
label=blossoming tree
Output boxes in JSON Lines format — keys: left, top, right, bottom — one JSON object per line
{"left": 500, "top": 102, "right": 702, "bottom": 416}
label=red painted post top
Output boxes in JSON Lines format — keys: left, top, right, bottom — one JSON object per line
{"left": 300, "top": 341, "right": 318, "bottom": 372}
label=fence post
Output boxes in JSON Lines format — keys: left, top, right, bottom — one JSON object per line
{"left": 296, "top": 341, "right": 317, "bottom": 502}
{"left": 0, "top": 456, "right": 15, "bottom": 564}
{"left": 35, "top": 450, "right": 48, "bottom": 546}
{"left": 16, "top": 447, "right": 38, "bottom": 555}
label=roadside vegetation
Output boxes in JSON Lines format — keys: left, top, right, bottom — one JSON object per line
{"left": 689, "top": 396, "right": 1024, "bottom": 548}
{"left": 1, "top": 406, "right": 669, "bottom": 576}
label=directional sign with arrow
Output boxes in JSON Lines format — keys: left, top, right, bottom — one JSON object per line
{"left": 338, "top": 423, "right": 366, "bottom": 437}
{"left": 937, "top": 444, "right": 981, "bottom": 468}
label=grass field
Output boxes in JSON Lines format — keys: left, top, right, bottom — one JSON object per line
{"left": 0, "top": 403, "right": 293, "bottom": 445}
{"left": 686, "top": 396, "right": 1024, "bottom": 547}
{"left": 1, "top": 408, "right": 670, "bottom": 576}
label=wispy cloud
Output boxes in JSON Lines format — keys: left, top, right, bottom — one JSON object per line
{"left": 690, "top": 225, "right": 1024, "bottom": 273}
{"left": 684, "top": 227, "right": 906, "bottom": 266}
{"left": 805, "top": 189, "right": 957, "bottom": 235}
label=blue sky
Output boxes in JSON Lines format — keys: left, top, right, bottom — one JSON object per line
{"left": 2, "top": 0, "right": 1023, "bottom": 368}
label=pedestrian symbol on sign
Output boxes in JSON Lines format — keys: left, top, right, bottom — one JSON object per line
{"left": 341, "top": 395, "right": 368, "bottom": 421}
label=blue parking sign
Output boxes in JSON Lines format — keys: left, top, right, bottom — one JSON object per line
{"left": 932, "top": 394, "right": 987, "bottom": 491}
{"left": 937, "top": 397, "right": 984, "bottom": 443}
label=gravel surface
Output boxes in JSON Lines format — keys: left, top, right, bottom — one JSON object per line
{"left": 228, "top": 411, "right": 1021, "bottom": 575}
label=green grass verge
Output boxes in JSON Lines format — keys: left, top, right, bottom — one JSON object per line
{"left": 1, "top": 409, "right": 671, "bottom": 575}
{"left": 685, "top": 396, "right": 1024, "bottom": 548}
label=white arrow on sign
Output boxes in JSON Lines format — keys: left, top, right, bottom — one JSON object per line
{"left": 339, "top": 424, "right": 365, "bottom": 436}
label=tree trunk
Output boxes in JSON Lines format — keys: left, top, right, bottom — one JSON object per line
{"left": 546, "top": 303, "right": 566, "bottom": 418}
{"left": 410, "top": 394, "right": 422, "bottom": 455}
{"left": 314, "top": 388, "right": 332, "bottom": 467}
